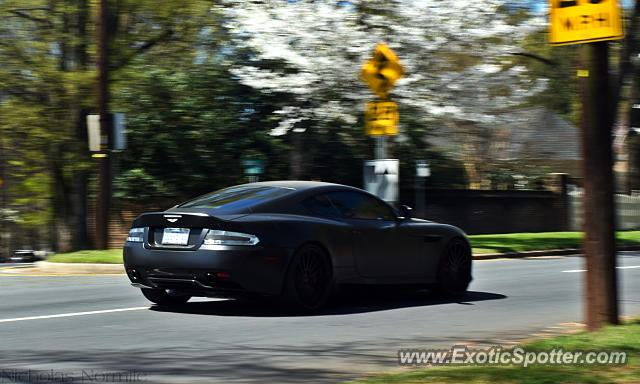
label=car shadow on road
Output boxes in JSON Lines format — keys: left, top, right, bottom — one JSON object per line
{"left": 149, "top": 289, "right": 506, "bottom": 317}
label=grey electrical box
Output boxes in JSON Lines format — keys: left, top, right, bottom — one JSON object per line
{"left": 86, "top": 113, "right": 126, "bottom": 151}
{"left": 113, "top": 113, "right": 127, "bottom": 150}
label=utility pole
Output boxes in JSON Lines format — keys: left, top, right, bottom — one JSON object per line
{"left": 95, "top": 0, "right": 111, "bottom": 249}
{"left": 628, "top": 80, "right": 640, "bottom": 193}
{"left": 0, "top": 144, "right": 6, "bottom": 257}
{"left": 578, "top": 42, "right": 618, "bottom": 330}
{"left": 549, "top": 0, "right": 623, "bottom": 331}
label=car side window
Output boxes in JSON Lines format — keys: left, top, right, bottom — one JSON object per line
{"left": 301, "top": 194, "right": 342, "bottom": 218}
{"left": 326, "top": 191, "right": 395, "bottom": 221}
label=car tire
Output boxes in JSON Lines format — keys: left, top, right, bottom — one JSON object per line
{"left": 283, "top": 243, "right": 333, "bottom": 311}
{"left": 141, "top": 288, "right": 191, "bottom": 306}
{"left": 436, "top": 238, "right": 472, "bottom": 298}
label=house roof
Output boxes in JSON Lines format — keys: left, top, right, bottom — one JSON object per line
{"left": 501, "top": 107, "right": 580, "bottom": 161}
{"left": 427, "top": 106, "right": 581, "bottom": 162}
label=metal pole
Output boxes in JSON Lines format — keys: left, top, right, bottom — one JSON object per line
{"left": 579, "top": 42, "right": 618, "bottom": 330}
{"left": 95, "top": 0, "right": 111, "bottom": 249}
{"left": 374, "top": 136, "right": 387, "bottom": 159}
{"left": 415, "top": 176, "right": 425, "bottom": 219}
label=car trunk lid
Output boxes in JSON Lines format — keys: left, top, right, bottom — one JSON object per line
{"left": 132, "top": 212, "right": 245, "bottom": 250}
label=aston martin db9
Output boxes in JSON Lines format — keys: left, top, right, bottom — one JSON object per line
{"left": 123, "top": 181, "right": 472, "bottom": 310}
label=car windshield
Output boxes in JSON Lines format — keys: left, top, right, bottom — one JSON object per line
{"left": 178, "top": 185, "right": 294, "bottom": 212}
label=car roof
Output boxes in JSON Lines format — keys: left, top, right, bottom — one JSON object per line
{"left": 242, "top": 181, "right": 384, "bottom": 215}
{"left": 236, "top": 180, "right": 346, "bottom": 191}
{"left": 169, "top": 181, "right": 367, "bottom": 216}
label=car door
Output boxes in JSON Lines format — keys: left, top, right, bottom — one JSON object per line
{"left": 325, "top": 191, "right": 415, "bottom": 278}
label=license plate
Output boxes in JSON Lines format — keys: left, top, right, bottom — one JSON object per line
{"left": 162, "top": 228, "right": 190, "bottom": 245}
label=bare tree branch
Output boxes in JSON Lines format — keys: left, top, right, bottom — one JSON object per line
{"left": 509, "top": 51, "right": 556, "bottom": 66}
{"left": 111, "top": 29, "right": 174, "bottom": 71}
{"left": 8, "top": 9, "right": 53, "bottom": 27}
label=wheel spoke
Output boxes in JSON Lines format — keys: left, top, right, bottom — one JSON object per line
{"left": 291, "top": 246, "right": 329, "bottom": 306}
{"left": 438, "top": 239, "right": 471, "bottom": 296}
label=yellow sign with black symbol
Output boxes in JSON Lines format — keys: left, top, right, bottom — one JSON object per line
{"left": 365, "top": 101, "right": 399, "bottom": 136}
{"left": 549, "top": 0, "right": 624, "bottom": 45}
{"left": 360, "top": 44, "right": 405, "bottom": 98}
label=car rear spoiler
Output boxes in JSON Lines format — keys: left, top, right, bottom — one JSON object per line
{"left": 131, "top": 212, "right": 231, "bottom": 229}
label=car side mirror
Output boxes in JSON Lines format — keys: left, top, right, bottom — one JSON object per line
{"left": 397, "top": 205, "right": 412, "bottom": 220}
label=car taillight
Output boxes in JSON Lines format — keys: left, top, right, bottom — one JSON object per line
{"left": 202, "top": 230, "right": 259, "bottom": 246}
{"left": 126, "top": 227, "right": 144, "bottom": 243}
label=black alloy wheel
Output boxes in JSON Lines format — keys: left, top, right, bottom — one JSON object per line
{"left": 284, "top": 243, "right": 333, "bottom": 311}
{"left": 436, "top": 238, "right": 472, "bottom": 297}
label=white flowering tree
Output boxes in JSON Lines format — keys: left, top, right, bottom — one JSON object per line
{"left": 218, "top": 0, "right": 547, "bottom": 178}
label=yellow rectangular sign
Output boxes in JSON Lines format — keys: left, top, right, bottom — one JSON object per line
{"left": 365, "top": 101, "right": 399, "bottom": 136}
{"left": 549, "top": 0, "right": 624, "bottom": 46}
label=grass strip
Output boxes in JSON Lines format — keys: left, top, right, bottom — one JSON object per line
{"left": 349, "top": 319, "right": 640, "bottom": 384}
{"left": 470, "top": 231, "right": 640, "bottom": 254}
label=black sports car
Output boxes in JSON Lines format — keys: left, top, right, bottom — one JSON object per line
{"left": 123, "top": 181, "right": 472, "bottom": 309}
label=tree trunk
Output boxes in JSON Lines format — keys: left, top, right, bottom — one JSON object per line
{"left": 70, "top": 0, "right": 91, "bottom": 250}
{"left": 50, "top": 149, "right": 73, "bottom": 253}
{"left": 289, "top": 131, "right": 303, "bottom": 179}
{"left": 72, "top": 109, "right": 90, "bottom": 250}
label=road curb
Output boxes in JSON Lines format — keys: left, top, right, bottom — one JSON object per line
{"left": 473, "top": 245, "right": 640, "bottom": 260}
{"left": 30, "top": 262, "right": 125, "bottom": 275}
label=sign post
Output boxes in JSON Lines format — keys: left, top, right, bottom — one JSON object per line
{"left": 360, "top": 44, "right": 404, "bottom": 203}
{"left": 549, "top": 0, "right": 623, "bottom": 330}
{"left": 415, "top": 160, "right": 430, "bottom": 218}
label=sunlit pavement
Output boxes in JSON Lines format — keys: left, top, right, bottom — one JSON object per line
{"left": 0, "top": 253, "right": 638, "bottom": 383}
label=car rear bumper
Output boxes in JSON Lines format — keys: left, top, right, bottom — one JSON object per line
{"left": 123, "top": 242, "right": 292, "bottom": 297}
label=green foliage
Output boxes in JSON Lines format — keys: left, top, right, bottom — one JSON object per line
{"left": 112, "top": 62, "right": 288, "bottom": 200}
{"left": 113, "top": 168, "right": 171, "bottom": 201}
{"left": 517, "top": 30, "right": 580, "bottom": 125}
{"left": 0, "top": 0, "right": 217, "bottom": 250}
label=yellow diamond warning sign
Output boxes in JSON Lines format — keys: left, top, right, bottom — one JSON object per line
{"left": 365, "top": 101, "right": 399, "bottom": 136}
{"left": 549, "top": 0, "right": 624, "bottom": 46}
{"left": 360, "top": 44, "right": 404, "bottom": 98}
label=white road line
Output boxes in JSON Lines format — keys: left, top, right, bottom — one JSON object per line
{"left": 0, "top": 307, "right": 148, "bottom": 324}
{"left": 562, "top": 265, "right": 640, "bottom": 273}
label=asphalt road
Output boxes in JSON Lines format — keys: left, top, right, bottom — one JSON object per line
{"left": 0, "top": 253, "right": 639, "bottom": 383}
